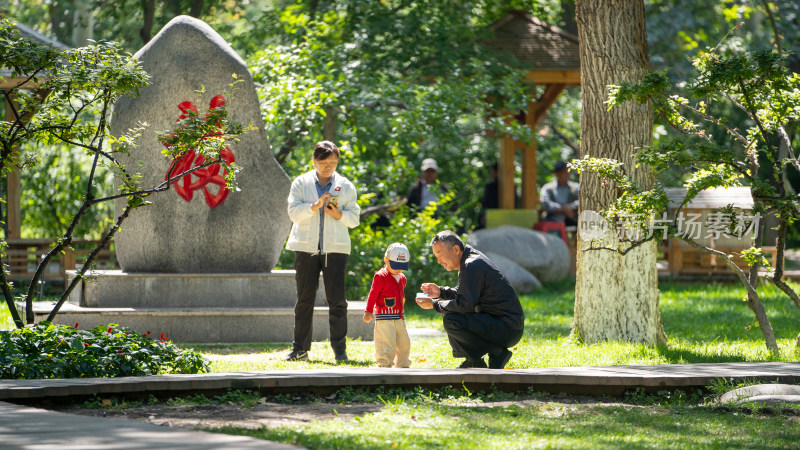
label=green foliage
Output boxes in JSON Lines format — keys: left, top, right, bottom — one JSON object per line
{"left": 163, "top": 389, "right": 263, "bottom": 408}
{"left": 740, "top": 247, "right": 771, "bottom": 269}
{"left": 19, "top": 142, "right": 115, "bottom": 239}
{"left": 585, "top": 37, "right": 800, "bottom": 352}
{"left": 0, "top": 322, "right": 208, "bottom": 379}
{"left": 0, "top": 18, "right": 247, "bottom": 326}
{"left": 250, "top": 1, "right": 542, "bottom": 233}
{"left": 344, "top": 202, "right": 463, "bottom": 301}
{"left": 622, "top": 388, "right": 702, "bottom": 407}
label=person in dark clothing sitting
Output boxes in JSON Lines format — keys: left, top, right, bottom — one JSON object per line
{"left": 407, "top": 158, "right": 449, "bottom": 216}
{"left": 540, "top": 160, "right": 579, "bottom": 226}
{"left": 415, "top": 230, "right": 524, "bottom": 369}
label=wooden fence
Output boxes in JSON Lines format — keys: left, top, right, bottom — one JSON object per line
{"left": 4, "top": 239, "right": 118, "bottom": 285}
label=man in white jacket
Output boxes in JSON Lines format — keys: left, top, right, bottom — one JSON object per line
{"left": 284, "top": 141, "right": 360, "bottom": 362}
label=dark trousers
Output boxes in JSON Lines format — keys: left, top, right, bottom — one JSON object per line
{"left": 443, "top": 313, "right": 523, "bottom": 362}
{"left": 293, "top": 252, "right": 349, "bottom": 353}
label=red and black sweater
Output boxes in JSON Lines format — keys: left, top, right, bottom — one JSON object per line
{"left": 365, "top": 267, "right": 407, "bottom": 320}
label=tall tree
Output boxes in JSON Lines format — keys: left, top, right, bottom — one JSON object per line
{"left": 573, "top": 0, "right": 666, "bottom": 345}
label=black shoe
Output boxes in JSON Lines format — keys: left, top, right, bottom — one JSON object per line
{"left": 488, "top": 349, "right": 512, "bottom": 369}
{"left": 283, "top": 350, "right": 309, "bottom": 361}
{"left": 334, "top": 352, "right": 348, "bottom": 362}
{"left": 457, "top": 358, "right": 487, "bottom": 369}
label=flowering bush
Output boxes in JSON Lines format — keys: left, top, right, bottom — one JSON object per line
{"left": 0, "top": 322, "right": 208, "bottom": 379}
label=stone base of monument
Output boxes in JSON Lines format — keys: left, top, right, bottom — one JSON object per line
{"left": 21, "top": 301, "right": 371, "bottom": 343}
{"left": 17, "top": 270, "right": 373, "bottom": 343}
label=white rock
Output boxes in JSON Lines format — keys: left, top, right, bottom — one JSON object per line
{"left": 470, "top": 225, "right": 569, "bottom": 283}
{"left": 719, "top": 384, "right": 800, "bottom": 404}
{"left": 484, "top": 251, "right": 542, "bottom": 293}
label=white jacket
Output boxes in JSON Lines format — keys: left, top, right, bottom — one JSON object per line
{"left": 286, "top": 170, "right": 360, "bottom": 254}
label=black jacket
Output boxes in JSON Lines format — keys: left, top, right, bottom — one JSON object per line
{"left": 433, "top": 245, "right": 524, "bottom": 330}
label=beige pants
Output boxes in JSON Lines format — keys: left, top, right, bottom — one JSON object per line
{"left": 374, "top": 319, "right": 411, "bottom": 368}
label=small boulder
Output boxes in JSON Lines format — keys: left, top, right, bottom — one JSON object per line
{"left": 484, "top": 251, "right": 542, "bottom": 293}
{"left": 719, "top": 384, "right": 800, "bottom": 405}
{"left": 470, "top": 225, "right": 569, "bottom": 283}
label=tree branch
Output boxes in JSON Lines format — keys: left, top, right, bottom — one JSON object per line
{"left": 48, "top": 202, "right": 135, "bottom": 321}
{"left": 677, "top": 100, "right": 749, "bottom": 146}
{"left": 359, "top": 198, "right": 407, "bottom": 220}
{"left": 548, "top": 122, "right": 580, "bottom": 154}
{"left": 761, "top": 0, "right": 783, "bottom": 54}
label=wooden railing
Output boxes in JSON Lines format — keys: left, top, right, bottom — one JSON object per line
{"left": 3, "top": 238, "right": 118, "bottom": 285}
{"left": 659, "top": 239, "right": 778, "bottom": 278}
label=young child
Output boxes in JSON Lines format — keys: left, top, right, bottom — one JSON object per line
{"left": 362, "top": 243, "right": 412, "bottom": 368}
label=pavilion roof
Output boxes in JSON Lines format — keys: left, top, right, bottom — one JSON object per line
{"left": 482, "top": 10, "right": 580, "bottom": 73}
{"left": 1, "top": 21, "right": 68, "bottom": 87}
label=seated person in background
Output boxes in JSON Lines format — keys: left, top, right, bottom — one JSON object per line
{"left": 539, "top": 160, "right": 579, "bottom": 226}
{"left": 407, "top": 158, "right": 449, "bottom": 216}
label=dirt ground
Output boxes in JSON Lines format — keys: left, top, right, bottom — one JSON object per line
{"left": 59, "top": 395, "right": 612, "bottom": 431}
{"left": 63, "top": 400, "right": 385, "bottom": 430}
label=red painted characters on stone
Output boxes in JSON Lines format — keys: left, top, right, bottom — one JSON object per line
{"left": 165, "top": 95, "right": 235, "bottom": 209}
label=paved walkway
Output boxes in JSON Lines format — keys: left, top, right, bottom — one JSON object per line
{"left": 0, "top": 401, "right": 298, "bottom": 449}
{"left": 1, "top": 362, "right": 798, "bottom": 448}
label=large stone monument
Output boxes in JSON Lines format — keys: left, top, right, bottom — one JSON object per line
{"left": 28, "top": 16, "right": 371, "bottom": 343}
{"left": 110, "top": 16, "right": 288, "bottom": 273}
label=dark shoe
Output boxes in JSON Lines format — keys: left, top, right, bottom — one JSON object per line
{"left": 457, "top": 358, "right": 487, "bottom": 369}
{"left": 283, "top": 350, "right": 309, "bottom": 361}
{"left": 334, "top": 352, "right": 348, "bottom": 362}
{"left": 488, "top": 349, "right": 512, "bottom": 369}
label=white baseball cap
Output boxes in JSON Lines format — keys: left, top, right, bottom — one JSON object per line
{"left": 420, "top": 158, "right": 439, "bottom": 172}
{"left": 386, "top": 243, "right": 410, "bottom": 270}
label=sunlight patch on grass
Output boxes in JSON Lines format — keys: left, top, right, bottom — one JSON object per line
{"left": 0, "top": 302, "right": 15, "bottom": 330}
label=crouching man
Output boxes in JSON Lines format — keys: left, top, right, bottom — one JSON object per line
{"left": 416, "top": 230, "right": 524, "bottom": 369}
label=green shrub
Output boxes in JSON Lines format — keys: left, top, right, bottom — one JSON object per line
{"left": 0, "top": 322, "right": 209, "bottom": 379}
{"left": 345, "top": 200, "right": 464, "bottom": 301}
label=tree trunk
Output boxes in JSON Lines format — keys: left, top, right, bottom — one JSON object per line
{"left": 573, "top": 0, "right": 666, "bottom": 345}
{"left": 140, "top": 0, "right": 156, "bottom": 45}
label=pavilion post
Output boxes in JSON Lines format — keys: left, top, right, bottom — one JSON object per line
{"left": 3, "top": 94, "right": 21, "bottom": 239}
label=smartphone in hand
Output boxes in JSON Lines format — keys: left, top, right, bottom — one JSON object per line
{"left": 327, "top": 195, "right": 339, "bottom": 208}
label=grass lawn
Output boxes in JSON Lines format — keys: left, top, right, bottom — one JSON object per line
{"left": 6, "top": 280, "right": 800, "bottom": 449}
{"left": 2, "top": 279, "right": 799, "bottom": 369}
{"left": 220, "top": 392, "right": 799, "bottom": 449}
{"left": 184, "top": 278, "right": 800, "bottom": 371}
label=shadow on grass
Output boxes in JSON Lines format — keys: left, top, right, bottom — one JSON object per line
{"left": 184, "top": 342, "right": 288, "bottom": 355}
{"left": 653, "top": 345, "right": 754, "bottom": 364}
{"left": 659, "top": 280, "right": 800, "bottom": 343}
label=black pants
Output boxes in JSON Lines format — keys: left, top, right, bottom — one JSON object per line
{"left": 443, "top": 313, "right": 523, "bottom": 362}
{"left": 293, "top": 252, "right": 349, "bottom": 353}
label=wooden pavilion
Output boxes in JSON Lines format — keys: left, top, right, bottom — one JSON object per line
{"left": 1, "top": 22, "right": 69, "bottom": 240}
{"left": 483, "top": 10, "right": 581, "bottom": 211}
